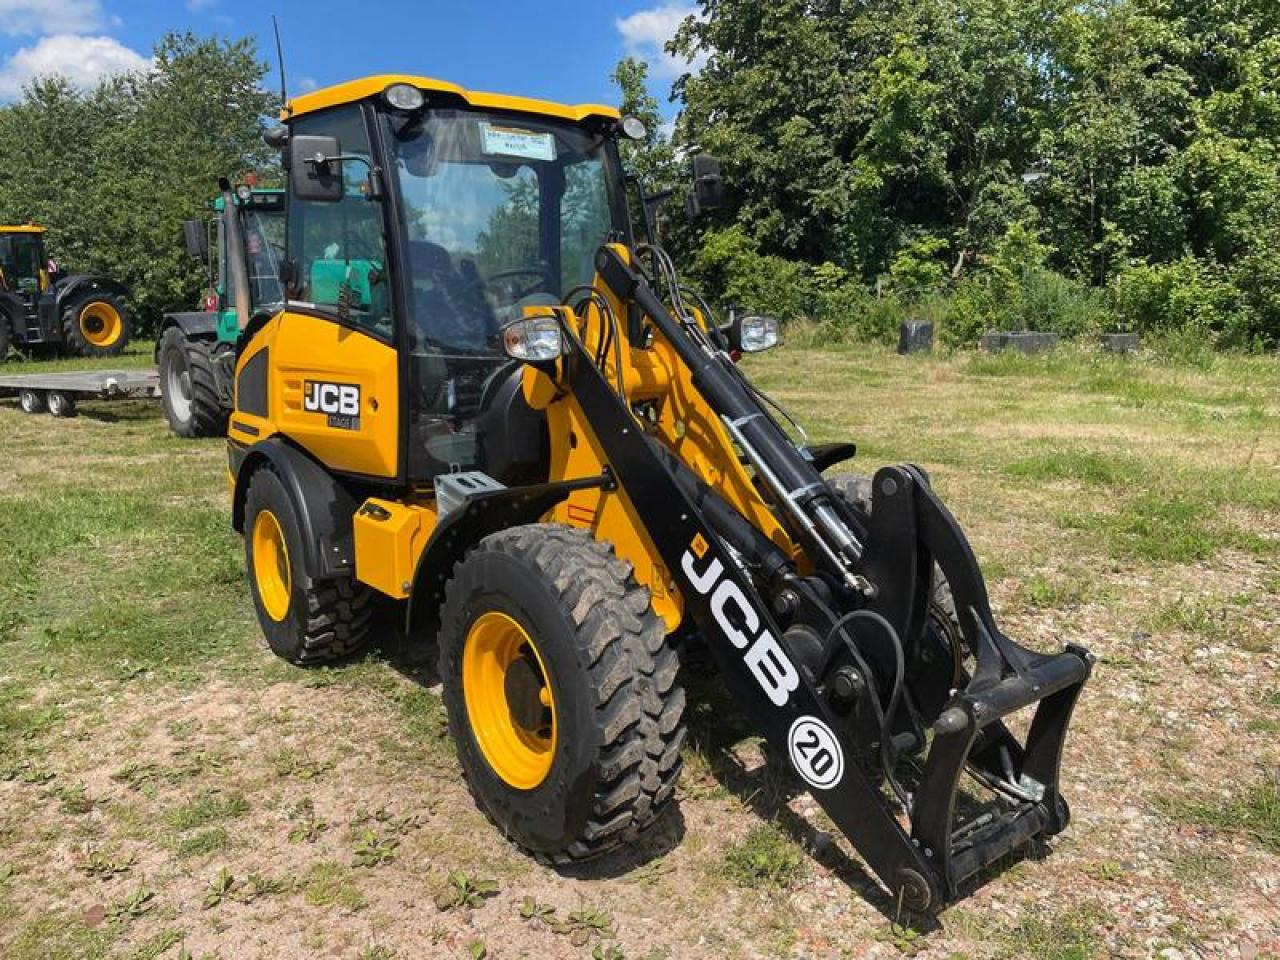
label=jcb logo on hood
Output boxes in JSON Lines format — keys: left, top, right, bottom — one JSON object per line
{"left": 681, "top": 547, "right": 800, "bottom": 708}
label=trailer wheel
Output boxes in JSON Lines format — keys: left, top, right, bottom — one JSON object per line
{"left": 18, "top": 388, "right": 45, "bottom": 414}
{"left": 243, "top": 465, "right": 373, "bottom": 664}
{"left": 46, "top": 391, "right": 76, "bottom": 418}
{"left": 438, "top": 524, "right": 685, "bottom": 863}
{"left": 158, "top": 327, "right": 226, "bottom": 438}
{"left": 62, "top": 293, "right": 130, "bottom": 358}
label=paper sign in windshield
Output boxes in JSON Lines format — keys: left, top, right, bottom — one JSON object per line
{"left": 480, "top": 123, "right": 556, "bottom": 162}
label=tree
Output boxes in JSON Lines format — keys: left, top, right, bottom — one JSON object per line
{"left": 0, "top": 32, "right": 277, "bottom": 330}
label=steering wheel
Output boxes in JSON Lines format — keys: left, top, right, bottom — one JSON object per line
{"left": 483, "top": 266, "right": 549, "bottom": 305}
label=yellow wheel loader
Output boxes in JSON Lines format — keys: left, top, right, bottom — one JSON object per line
{"left": 227, "top": 75, "right": 1092, "bottom": 913}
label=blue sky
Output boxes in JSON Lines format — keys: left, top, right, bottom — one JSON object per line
{"left": 0, "top": 0, "right": 701, "bottom": 112}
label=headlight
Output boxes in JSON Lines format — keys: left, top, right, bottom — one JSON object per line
{"left": 738, "top": 314, "right": 780, "bottom": 353}
{"left": 383, "top": 82, "right": 425, "bottom": 112}
{"left": 501, "top": 314, "right": 566, "bottom": 363}
{"left": 620, "top": 115, "right": 648, "bottom": 141}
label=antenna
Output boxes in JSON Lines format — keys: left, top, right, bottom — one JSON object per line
{"left": 272, "top": 15, "right": 288, "bottom": 109}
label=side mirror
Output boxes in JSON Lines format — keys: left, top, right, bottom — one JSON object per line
{"left": 685, "top": 154, "right": 725, "bottom": 217}
{"left": 183, "top": 219, "right": 209, "bottom": 262}
{"left": 290, "top": 134, "right": 344, "bottom": 203}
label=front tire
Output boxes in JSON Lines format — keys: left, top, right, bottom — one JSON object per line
{"left": 62, "top": 293, "right": 130, "bottom": 357}
{"left": 18, "top": 389, "right": 45, "bottom": 414}
{"left": 438, "top": 524, "right": 686, "bottom": 863}
{"left": 243, "top": 465, "right": 373, "bottom": 664}
{"left": 158, "top": 327, "right": 227, "bottom": 438}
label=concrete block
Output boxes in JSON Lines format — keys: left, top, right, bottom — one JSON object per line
{"left": 982, "top": 331, "right": 1059, "bottom": 355}
{"left": 1101, "top": 332, "right": 1140, "bottom": 354}
{"left": 898, "top": 321, "right": 934, "bottom": 354}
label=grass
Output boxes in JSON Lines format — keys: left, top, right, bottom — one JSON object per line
{"left": 997, "top": 902, "right": 1110, "bottom": 960}
{"left": 1160, "top": 775, "right": 1280, "bottom": 852}
{"left": 722, "top": 822, "right": 805, "bottom": 889}
{"left": 0, "top": 341, "right": 1277, "bottom": 957}
{"left": 167, "top": 791, "right": 249, "bottom": 830}
{"left": 1003, "top": 448, "right": 1140, "bottom": 486}
{"left": 302, "top": 861, "right": 367, "bottom": 912}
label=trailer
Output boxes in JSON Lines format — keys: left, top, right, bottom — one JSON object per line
{"left": 0, "top": 368, "right": 159, "bottom": 418}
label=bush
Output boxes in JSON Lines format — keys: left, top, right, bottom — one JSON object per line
{"left": 940, "top": 265, "right": 1107, "bottom": 347}
{"left": 1108, "top": 257, "right": 1261, "bottom": 348}
{"left": 690, "top": 225, "right": 813, "bottom": 322}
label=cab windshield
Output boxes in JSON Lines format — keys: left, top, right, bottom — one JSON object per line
{"left": 385, "top": 108, "right": 628, "bottom": 354}
{"left": 383, "top": 107, "right": 628, "bottom": 481}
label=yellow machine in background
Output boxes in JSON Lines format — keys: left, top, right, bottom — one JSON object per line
{"left": 0, "top": 223, "right": 131, "bottom": 361}
{"left": 227, "top": 75, "right": 1091, "bottom": 914}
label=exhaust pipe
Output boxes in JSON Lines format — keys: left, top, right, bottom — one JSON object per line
{"left": 218, "top": 177, "right": 252, "bottom": 331}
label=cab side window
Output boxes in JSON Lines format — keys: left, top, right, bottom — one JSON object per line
{"left": 287, "top": 105, "right": 392, "bottom": 339}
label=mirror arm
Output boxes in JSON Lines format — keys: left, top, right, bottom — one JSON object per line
{"left": 305, "top": 154, "right": 385, "bottom": 201}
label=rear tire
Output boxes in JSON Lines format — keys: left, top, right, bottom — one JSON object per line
{"left": 243, "top": 465, "right": 373, "bottom": 665}
{"left": 0, "top": 316, "right": 10, "bottom": 363}
{"left": 438, "top": 524, "right": 685, "bottom": 863}
{"left": 61, "top": 292, "right": 130, "bottom": 357}
{"left": 158, "top": 327, "right": 227, "bottom": 438}
{"left": 18, "top": 389, "right": 45, "bottom": 414}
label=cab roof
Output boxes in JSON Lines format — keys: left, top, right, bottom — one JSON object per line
{"left": 285, "top": 75, "right": 620, "bottom": 126}
{"left": 0, "top": 225, "right": 44, "bottom": 234}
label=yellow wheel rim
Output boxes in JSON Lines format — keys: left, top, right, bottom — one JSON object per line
{"left": 251, "top": 509, "right": 291, "bottom": 622}
{"left": 79, "top": 301, "right": 122, "bottom": 348}
{"left": 462, "top": 611, "right": 557, "bottom": 790}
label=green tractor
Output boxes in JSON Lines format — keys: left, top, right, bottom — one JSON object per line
{"left": 157, "top": 182, "right": 284, "bottom": 437}
{"left": 0, "top": 224, "right": 132, "bottom": 362}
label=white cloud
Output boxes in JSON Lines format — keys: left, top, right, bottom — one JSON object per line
{"left": 616, "top": 3, "right": 706, "bottom": 80}
{"left": 184, "top": 0, "right": 217, "bottom": 10}
{"left": 0, "top": 33, "right": 148, "bottom": 98}
{"left": 0, "top": 0, "right": 114, "bottom": 36}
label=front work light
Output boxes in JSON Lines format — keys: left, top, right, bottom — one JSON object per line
{"left": 738, "top": 314, "right": 780, "bottom": 353}
{"left": 383, "top": 83, "right": 426, "bottom": 112}
{"left": 501, "top": 314, "right": 566, "bottom": 363}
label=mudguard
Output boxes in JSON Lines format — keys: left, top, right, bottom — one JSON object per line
{"left": 230, "top": 437, "right": 359, "bottom": 582}
{"left": 54, "top": 274, "right": 131, "bottom": 309}
{"left": 155, "top": 311, "right": 219, "bottom": 360}
{"left": 159, "top": 311, "right": 218, "bottom": 339}
{"left": 404, "top": 473, "right": 610, "bottom": 634}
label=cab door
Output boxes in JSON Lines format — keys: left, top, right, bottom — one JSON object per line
{"left": 264, "top": 102, "right": 399, "bottom": 479}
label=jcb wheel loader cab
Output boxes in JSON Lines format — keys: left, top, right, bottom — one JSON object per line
{"left": 230, "top": 75, "right": 1091, "bottom": 913}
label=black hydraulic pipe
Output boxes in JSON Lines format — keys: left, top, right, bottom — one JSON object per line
{"left": 594, "top": 247, "right": 851, "bottom": 568}
{"left": 653, "top": 442, "right": 793, "bottom": 587}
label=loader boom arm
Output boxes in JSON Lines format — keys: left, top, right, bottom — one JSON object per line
{"left": 576, "top": 245, "right": 1093, "bottom": 912}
